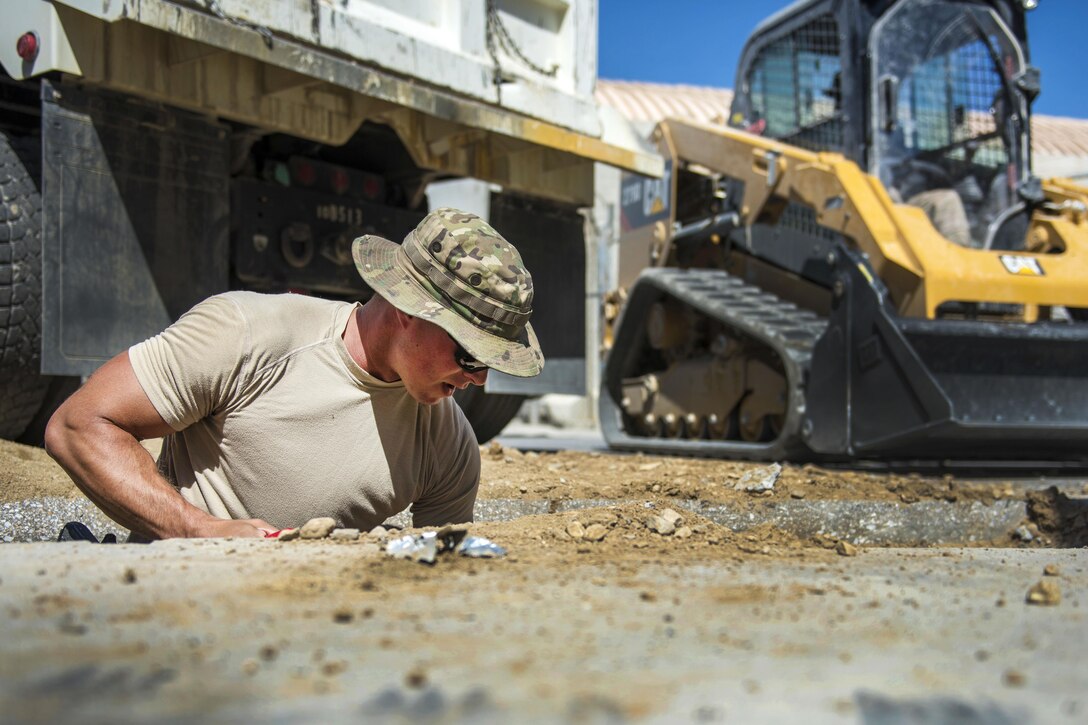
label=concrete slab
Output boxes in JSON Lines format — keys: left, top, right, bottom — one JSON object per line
{"left": 0, "top": 541, "right": 1083, "bottom": 723}
{"left": 497, "top": 423, "right": 607, "bottom": 453}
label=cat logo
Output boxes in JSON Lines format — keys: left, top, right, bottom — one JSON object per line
{"left": 999, "top": 254, "right": 1045, "bottom": 276}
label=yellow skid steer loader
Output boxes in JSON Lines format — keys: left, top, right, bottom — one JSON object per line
{"left": 603, "top": 0, "right": 1088, "bottom": 462}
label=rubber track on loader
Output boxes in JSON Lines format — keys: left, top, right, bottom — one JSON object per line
{"left": 602, "top": 267, "right": 828, "bottom": 460}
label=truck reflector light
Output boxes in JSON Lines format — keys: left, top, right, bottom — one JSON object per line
{"left": 16, "top": 32, "right": 39, "bottom": 61}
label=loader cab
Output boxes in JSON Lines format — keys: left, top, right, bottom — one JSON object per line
{"left": 727, "top": 0, "right": 859, "bottom": 158}
{"left": 871, "top": 0, "right": 1035, "bottom": 250}
{"left": 730, "top": 0, "right": 1038, "bottom": 250}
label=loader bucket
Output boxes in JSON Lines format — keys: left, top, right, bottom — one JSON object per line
{"left": 804, "top": 249, "right": 1088, "bottom": 463}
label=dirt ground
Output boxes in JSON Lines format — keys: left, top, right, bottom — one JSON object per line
{"left": 4, "top": 436, "right": 1087, "bottom": 553}
{"left": 2, "top": 437, "right": 1087, "bottom": 721}
{"left": 0, "top": 438, "right": 78, "bottom": 500}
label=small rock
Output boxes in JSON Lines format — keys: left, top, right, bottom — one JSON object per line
{"left": 241, "top": 658, "right": 260, "bottom": 676}
{"left": 519, "top": 486, "right": 528, "bottom": 493}
{"left": 1014, "top": 525, "right": 1034, "bottom": 542}
{"left": 277, "top": 528, "right": 300, "bottom": 542}
{"left": 1026, "top": 579, "right": 1061, "bottom": 606}
{"left": 333, "top": 608, "right": 354, "bottom": 623}
{"left": 58, "top": 615, "right": 87, "bottom": 636}
{"left": 368, "top": 526, "right": 387, "bottom": 538}
{"left": 440, "top": 526, "right": 470, "bottom": 547}
{"left": 790, "top": 490, "right": 806, "bottom": 499}
{"left": 487, "top": 441, "right": 504, "bottom": 459}
{"left": 651, "top": 484, "right": 661, "bottom": 493}
{"left": 330, "top": 528, "right": 360, "bottom": 542}
{"left": 1002, "top": 669, "right": 1026, "bottom": 688}
{"left": 322, "top": 660, "right": 347, "bottom": 677}
{"left": 300, "top": 517, "right": 337, "bottom": 539}
{"left": 660, "top": 508, "right": 684, "bottom": 527}
{"left": 644, "top": 515, "right": 675, "bottom": 536}
{"left": 406, "top": 667, "right": 428, "bottom": 689}
{"left": 639, "top": 462, "right": 662, "bottom": 472}
{"left": 738, "top": 463, "right": 782, "bottom": 493}
{"left": 565, "top": 521, "right": 585, "bottom": 540}
{"left": 674, "top": 526, "right": 693, "bottom": 539}
{"left": 583, "top": 524, "right": 608, "bottom": 542}
{"left": 836, "top": 541, "right": 858, "bottom": 557}
{"left": 1043, "top": 564, "right": 1060, "bottom": 577}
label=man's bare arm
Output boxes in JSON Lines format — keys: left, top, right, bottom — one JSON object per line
{"left": 44, "top": 352, "right": 273, "bottom": 539}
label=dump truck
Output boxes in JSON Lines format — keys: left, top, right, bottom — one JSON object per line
{"left": 0, "top": 0, "right": 661, "bottom": 444}
{"left": 603, "top": 0, "right": 1088, "bottom": 462}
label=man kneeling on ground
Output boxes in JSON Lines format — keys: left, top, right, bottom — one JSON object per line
{"left": 45, "top": 208, "right": 543, "bottom": 539}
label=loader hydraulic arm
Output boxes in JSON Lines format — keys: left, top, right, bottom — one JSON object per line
{"left": 656, "top": 118, "right": 1088, "bottom": 320}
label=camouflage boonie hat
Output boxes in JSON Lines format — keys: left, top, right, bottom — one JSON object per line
{"left": 352, "top": 207, "right": 543, "bottom": 377}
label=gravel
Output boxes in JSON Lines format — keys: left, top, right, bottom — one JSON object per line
{"left": 1, "top": 497, "right": 129, "bottom": 543}
{"left": 0, "top": 495, "right": 1032, "bottom": 546}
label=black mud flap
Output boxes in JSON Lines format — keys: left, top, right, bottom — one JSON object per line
{"left": 485, "top": 193, "right": 587, "bottom": 397}
{"left": 40, "top": 81, "right": 230, "bottom": 376}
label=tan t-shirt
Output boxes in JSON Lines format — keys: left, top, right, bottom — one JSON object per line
{"left": 128, "top": 291, "right": 479, "bottom": 530}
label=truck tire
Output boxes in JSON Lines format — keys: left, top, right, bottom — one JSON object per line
{"left": 453, "top": 386, "right": 526, "bottom": 444}
{"left": 0, "top": 131, "right": 50, "bottom": 440}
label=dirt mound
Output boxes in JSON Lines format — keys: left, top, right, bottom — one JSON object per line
{"left": 477, "top": 445, "right": 1018, "bottom": 507}
{"left": 0, "top": 439, "right": 78, "bottom": 501}
{"left": 420, "top": 501, "right": 831, "bottom": 568}
{"left": 1026, "top": 486, "right": 1088, "bottom": 547}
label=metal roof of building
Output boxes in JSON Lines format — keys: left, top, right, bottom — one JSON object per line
{"left": 596, "top": 79, "right": 1088, "bottom": 159}
{"left": 596, "top": 80, "right": 735, "bottom": 126}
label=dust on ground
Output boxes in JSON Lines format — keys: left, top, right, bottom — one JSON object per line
{"left": 0, "top": 438, "right": 76, "bottom": 500}
{"left": 3, "top": 437, "right": 1084, "bottom": 550}
{"left": 0, "top": 436, "right": 1045, "bottom": 506}
{"left": 0, "top": 438, "right": 160, "bottom": 502}
{"left": 477, "top": 442, "right": 1030, "bottom": 508}
{"left": 2, "top": 439, "right": 1086, "bottom": 721}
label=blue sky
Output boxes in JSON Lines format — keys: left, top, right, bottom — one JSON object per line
{"left": 599, "top": 0, "right": 1088, "bottom": 119}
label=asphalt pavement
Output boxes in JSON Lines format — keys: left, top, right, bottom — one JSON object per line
{"left": 0, "top": 541, "right": 1082, "bottom": 723}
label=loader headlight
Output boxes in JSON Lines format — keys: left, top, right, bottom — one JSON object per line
{"left": 1021, "top": 0, "right": 1038, "bottom": 10}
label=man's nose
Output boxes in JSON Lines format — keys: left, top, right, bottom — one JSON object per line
{"left": 466, "top": 368, "right": 488, "bottom": 386}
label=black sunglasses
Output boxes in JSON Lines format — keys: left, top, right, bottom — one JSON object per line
{"left": 448, "top": 333, "right": 488, "bottom": 373}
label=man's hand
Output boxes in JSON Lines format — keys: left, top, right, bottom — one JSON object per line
{"left": 196, "top": 518, "right": 278, "bottom": 539}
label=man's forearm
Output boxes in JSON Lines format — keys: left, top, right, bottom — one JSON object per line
{"left": 46, "top": 416, "right": 215, "bottom": 539}
{"left": 45, "top": 351, "right": 273, "bottom": 539}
